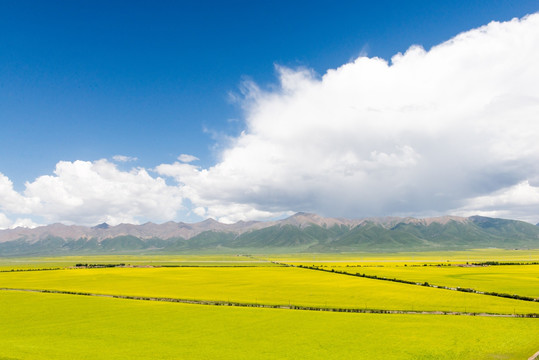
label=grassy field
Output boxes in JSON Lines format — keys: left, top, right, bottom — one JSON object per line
{"left": 1, "top": 291, "right": 539, "bottom": 360}
{"left": 1, "top": 250, "right": 539, "bottom": 359}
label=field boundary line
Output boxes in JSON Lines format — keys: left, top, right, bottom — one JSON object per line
{"left": 529, "top": 349, "right": 539, "bottom": 360}
{"left": 1, "top": 287, "right": 538, "bottom": 318}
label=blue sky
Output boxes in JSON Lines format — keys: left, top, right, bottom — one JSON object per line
{"left": 1, "top": 1, "right": 539, "bottom": 227}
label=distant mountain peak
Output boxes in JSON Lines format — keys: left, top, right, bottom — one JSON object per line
{"left": 400, "top": 216, "right": 469, "bottom": 226}
{"left": 291, "top": 212, "right": 316, "bottom": 217}
{"left": 282, "top": 212, "right": 360, "bottom": 228}
{"left": 200, "top": 218, "right": 219, "bottom": 224}
{"left": 93, "top": 222, "right": 110, "bottom": 229}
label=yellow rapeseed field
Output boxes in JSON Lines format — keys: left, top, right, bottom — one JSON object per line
{"left": 1, "top": 290, "right": 539, "bottom": 360}
{"left": 1, "top": 265, "right": 539, "bottom": 314}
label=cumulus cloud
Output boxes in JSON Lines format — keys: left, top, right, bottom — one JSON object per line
{"left": 0, "top": 213, "right": 11, "bottom": 229}
{"left": 156, "top": 13, "right": 539, "bottom": 223}
{"left": 454, "top": 181, "right": 539, "bottom": 223}
{"left": 0, "top": 173, "right": 40, "bottom": 215}
{"left": 0, "top": 213, "right": 40, "bottom": 230}
{"left": 177, "top": 154, "right": 199, "bottom": 163}
{"left": 112, "top": 155, "right": 138, "bottom": 162}
{"left": 11, "top": 218, "right": 41, "bottom": 229}
{"left": 0, "top": 160, "right": 184, "bottom": 226}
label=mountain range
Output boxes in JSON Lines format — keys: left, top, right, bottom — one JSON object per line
{"left": 1, "top": 213, "right": 539, "bottom": 256}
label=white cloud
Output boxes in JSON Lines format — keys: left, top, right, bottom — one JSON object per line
{"left": 453, "top": 181, "right": 539, "bottom": 223}
{"left": 0, "top": 173, "right": 39, "bottom": 214}
{"left": 156, "top": 13, "right": 539, "bottom": 223}
{"left": 0, "top": 160, "right": 184, "bottom": 226}
{"left": 0, "top": 213, "right": 11, "bottom": 229}
{"left": 11, "top": 218, "right": 41, "bottom": 229}
{"left": 112, "top": 155, "right": 138, "bottom": 162}
{"left": 177, "top": 154, "right": 199, "bottom": 163}
{"left": 0, "top": 213, "right": 40, "bottom": 230}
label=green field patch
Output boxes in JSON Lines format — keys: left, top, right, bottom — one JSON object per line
{"left": 2, "top": 266, "right": 539, "bottom": 314}
{"left": 1, "top": 291, "right": 539, "bottom": 360}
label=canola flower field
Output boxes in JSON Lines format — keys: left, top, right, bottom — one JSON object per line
{"left": 1, "top": 250, "right": 539, "bottom": 359}
{"left": 321, "top": 264, "right": 539, "bottom": 299}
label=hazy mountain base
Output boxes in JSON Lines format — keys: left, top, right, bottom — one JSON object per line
{"left": 1, "top": 216, "right": 539, "bottom": 256}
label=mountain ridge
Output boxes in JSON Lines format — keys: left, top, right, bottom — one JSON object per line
{"left": 1, "top": 213, "right": 538, "bottom": 255}
{"left": 0, "top": 213, "right": 475, "bottom": 243}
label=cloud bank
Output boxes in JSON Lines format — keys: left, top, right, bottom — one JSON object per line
{"left": 2, "top": 14, "right": 539, "bottom": 226}
{"left": 0, "top": 160, "right": 183, "bottom": 227}
{"left": 158, "top": 13, "right": 539, "bottom": 223}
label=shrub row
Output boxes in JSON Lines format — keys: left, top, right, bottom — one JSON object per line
{"left": 0, "top": 267, "right": 60, "bottom": 272}
{"left": 74, "top": 263, "right": 126, "bottom": 268}
{"left": 471, "top": 261, "right": 539, "bottom": 266}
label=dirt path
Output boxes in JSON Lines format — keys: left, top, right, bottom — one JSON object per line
{"left": 1, "top": 287, "right": 536, "bottom": 317}
{"left": 529, "top": 349, "right": 539, "bottom": 360}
